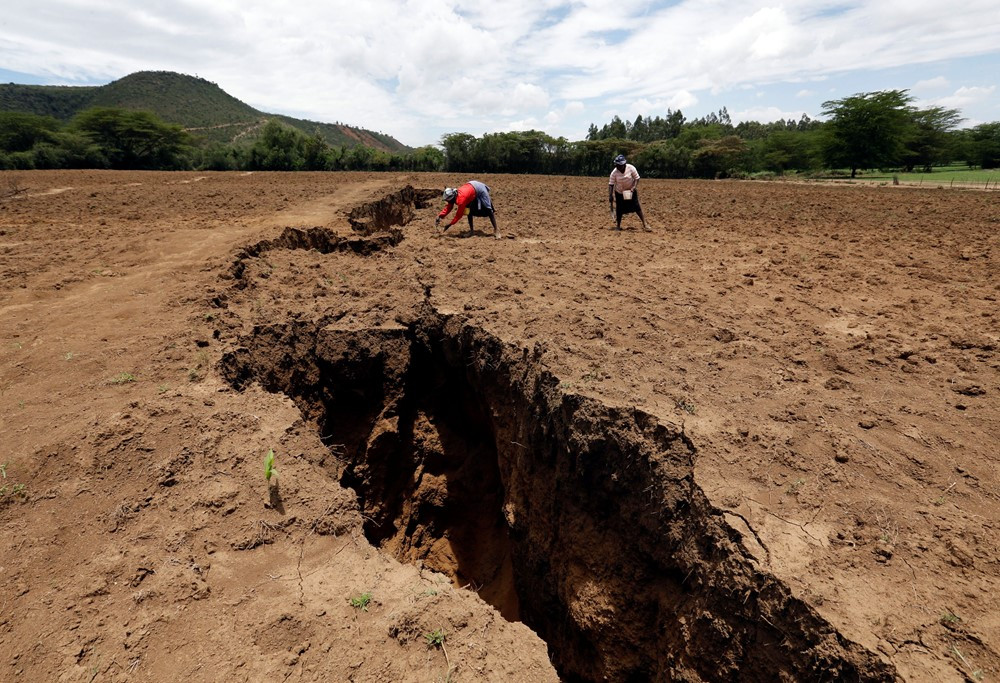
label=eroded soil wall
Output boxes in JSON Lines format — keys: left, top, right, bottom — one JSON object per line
{"left": 222, "top": 310, "right": 895, "bottom": 682}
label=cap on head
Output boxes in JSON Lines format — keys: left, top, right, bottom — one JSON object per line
{"left": 614, "top": 154, "right": 627, "bottom": 166}
{"left": 443, "top": 187, "right": 458, "bottom": 202}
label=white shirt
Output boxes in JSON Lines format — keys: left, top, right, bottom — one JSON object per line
{"left": 609, "top": 164, "right": 640, "bottom": 193}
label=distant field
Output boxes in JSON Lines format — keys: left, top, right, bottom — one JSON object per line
{"left": 853, "top": 165, "right": 999, "bottom": 187}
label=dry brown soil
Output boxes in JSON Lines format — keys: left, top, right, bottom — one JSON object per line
{"left": 1, "top": 170, "right": 998, "bottom": 682}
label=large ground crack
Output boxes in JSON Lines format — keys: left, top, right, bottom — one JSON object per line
{"left": 220, "top": 311, "right": 896, "bottom": 682}
{"left": 347, "top": 185, "right": 440, "bottom": 234}
{"left": 228, "top": 226, "right": 403, "bottom": 286}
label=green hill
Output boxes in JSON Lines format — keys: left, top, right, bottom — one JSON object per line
{"left": 0, "top": 71, "right": 410, "bottom": 152}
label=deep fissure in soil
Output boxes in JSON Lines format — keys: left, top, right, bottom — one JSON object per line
{"left": 347, "top": 186, "right": 440, "bottom": 233}
{"left": 229, "top": 226, "right": 403, "bottom": 285}
{"left": 221, "top": 313, "right": 895, "bottom": 682}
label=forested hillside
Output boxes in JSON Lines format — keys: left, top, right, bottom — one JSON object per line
{"left": 0, "top": 71, "right": 409, "bottom": 152}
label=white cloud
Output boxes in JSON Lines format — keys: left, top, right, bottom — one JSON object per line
{"left": 544, "top": 100, "right": 585, "bottom": 127}
{"left": 932, "top": 85, "right": 996, "bottom": 109}
{"left": 1, "top": 0, "right": 999, "bottom": 145}
{"left": 668, "top": 90, "right": 699, "bottom": 110}
{"left": 511, "top": 83, "right": 550, "bottom": 110}
{"left": 503, "top": 118, "right": 540, "bottom": 132}
{"left": 912, "top": 76, "right": 949, "bottom": 92}
{"left": 730, "top": 106, "right": 806, "bottom": 124}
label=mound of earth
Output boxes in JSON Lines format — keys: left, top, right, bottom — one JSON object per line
{"left": 1, "top": 170, "right": 997, "bottom": 681}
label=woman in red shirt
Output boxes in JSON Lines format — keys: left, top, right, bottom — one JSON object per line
{"left": 435, "top": 180, "right": 501, "bottom": 239}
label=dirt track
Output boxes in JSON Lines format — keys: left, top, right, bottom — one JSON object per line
{"left": 1, "top": 170, "right": 998, "bottom": 681}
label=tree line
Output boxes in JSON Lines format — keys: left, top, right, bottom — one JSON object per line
{"left": 0, "top": 108, "right": 443, "bottom": 172}
{"left": 445, "top": 91, "right": 998, "bottom": 178}
{"left": 2, "top": 90, "right": 998, "bottom": 176}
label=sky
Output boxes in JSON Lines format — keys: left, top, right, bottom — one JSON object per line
{"left": 2, "top": 0, "right": 999, "bottom": 148}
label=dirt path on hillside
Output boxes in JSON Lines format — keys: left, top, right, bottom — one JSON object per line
{"left": 1, "top": 170, "right": 997, "bottom": 682}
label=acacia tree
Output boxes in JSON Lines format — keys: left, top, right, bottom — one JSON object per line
{"left": 0, "top": 112, "right": 60, "bottom": 153}
{"left": 759, "top": 130, "right": 821, "bottom": 173}
{"left": 821, "top": 90, "right": 913, "bottom": 177}
{"left": 968, "top": 122, "right": 1000, "bottom": 168}
{"left": 901, "top": 106, "right": 963, "bottom": 172}
{"left": 72, "top": 108, "right": 191, "bottom": 169}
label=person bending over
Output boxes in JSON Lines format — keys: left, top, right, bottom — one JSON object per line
{"left": 436, "top": 180, "right": 501, "bottom": 240}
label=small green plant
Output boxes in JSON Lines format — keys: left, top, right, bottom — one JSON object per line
{"left": 349, "top": 592, "right": 372, "bottom": 611}
{"left": 940, "top": 611, "right": 961, "bottom": 625}
{"left": 64, "top": 352, "right": 74, "bottom": 361}
{"left": 17, "top": 400, "right": 25, "bottom": 409}
{"left": 0, "top": 483, "right": 27, "bottom": 500}
{"left": 787, "top": 477, "right": 806, "bottom": 494}
{"left": 111, "top": 372, "right": 136, "bottom": 385}
{"left": 264, "top": 448, "right": 277, "bottom": 482}
{"left": 157, "top": 384, "right": 169, "bottom": 394}
{"left": 0, "top": 462, "right": 7, "bottom": 479}
{"left": 425, "top": 629, "right": 446, "bottom": 648}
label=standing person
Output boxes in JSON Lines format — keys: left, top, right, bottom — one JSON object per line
{"left": 608, "top": 154, "right": 650, "bottom": 231}
{"left": 435, "top": 180, "right": 501, "bottom": 240}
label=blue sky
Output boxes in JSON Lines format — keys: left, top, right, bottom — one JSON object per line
{"left": 2, "top": 1, "right": 998, "bottom": 147}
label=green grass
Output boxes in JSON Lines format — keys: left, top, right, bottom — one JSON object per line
{"left": 0, "top": 463, "right": 28, "bottom": 503}
{"left": 264, "top": 448, "right": 277, "bottom": 482}
{"left": 852, "top": 165, "right": 999, "bottom": 186}
{"left": 349, "top": 592, "right": 372, "bottom": 611}
{"left": 425, "top": 629, "right": 446, "bottom": 648}
{"left": 940, "top": 611, "right": 961, "bottom": 625}
{"left": 110, "top": 372, "right": 136, "bottom": 385}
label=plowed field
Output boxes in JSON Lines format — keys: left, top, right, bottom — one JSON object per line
{"left": 1, "top": 170, "right": 997, "bottom": 682}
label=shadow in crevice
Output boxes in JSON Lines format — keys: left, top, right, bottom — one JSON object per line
{"left": 347, "top": 185, "right": 440, "bottom": 234}
{"left": 219, "top": 316, "right": 897, "bottom": 683}
{"left": 229, "top": 226, "right": 403, "bottom": 286}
